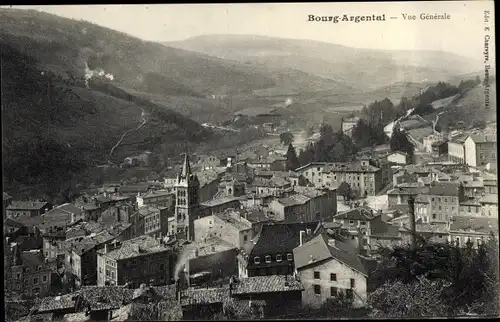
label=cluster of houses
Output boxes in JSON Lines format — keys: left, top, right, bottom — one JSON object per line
{"left": 4, "top": 121, "right": 498, "bottom": 321}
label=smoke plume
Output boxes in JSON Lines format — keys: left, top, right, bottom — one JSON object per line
{"left": 84, "top": 61, "right": 114, "bottom": 88}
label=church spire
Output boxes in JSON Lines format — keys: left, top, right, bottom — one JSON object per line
{"left": 181, "top": 152, "right": 192, "bottom": 177}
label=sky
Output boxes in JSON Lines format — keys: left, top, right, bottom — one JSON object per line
{"left": 6, "top": 1, "right": 496, "bottom": 61}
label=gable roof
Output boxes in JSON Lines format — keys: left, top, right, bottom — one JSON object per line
{"left": 7, "top": 201, "right": 51, "bottom": 211}
{"left": 429, "top": 181, "right": 461, "bottom": 196}
{"left": 293, "top": 234, "right": 367, "bottom": 276}
{"left": 467, "top": 134, "right": 496, "bottom": 144}
{"left": 249, "top": 221, "right": 320, "bottom": 257}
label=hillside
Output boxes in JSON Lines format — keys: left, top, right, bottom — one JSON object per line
{"left": 166, "top": 34, "right": 481, "bottom": 90}
{"left": 0, "top": 9, "right": 278, "bottom": 96}
{"left": 1, "top": 42, "right": 211, "bottom": 201}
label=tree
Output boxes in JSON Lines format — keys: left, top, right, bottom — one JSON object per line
{"left": 337, "top": 181, "right": 353, "bottom": 201}
{"left": 298, "top": 145, "right": 314, "bottom": 166}
{"left": 280, "top": 132, "right": 294, "bottom": 146}
{"left": 286, "top": 143, "right": 300, "bottom": 171}
{"left": 390, "top": 128, "right": 414, "bottom": 161}
{"left": 306, "top": 126, "right": 314, "bottom": 137}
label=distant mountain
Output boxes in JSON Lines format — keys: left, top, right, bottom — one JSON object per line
{"left": 166, "top": 34, "right": 482, "bottom": 90}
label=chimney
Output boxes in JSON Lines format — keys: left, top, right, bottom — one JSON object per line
{"left": 299, "top": 230, "right": 306, "bottom": 246}
{"left": 327, "top": 238, "right": 336, "bottom": 248}
{"left": 408, "top": 195, "right": 416, "bottom": 247}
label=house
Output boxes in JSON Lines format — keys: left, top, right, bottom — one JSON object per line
{"left": 341, "top": 117, "right": 360, "bottom": 138}
{"left": 118, "top": 183, "right": 153, "bottom": 197}
{"left": 368, "top": 215, "right": 406, "bottom": 251}
{"left": 136, "top": 206, "right": 171, "bottom": 239}
{"left": 179, "top": 286, "right": 229, "bottom": 320}
{"left": 253, "top": 176, "right": 292, "bottom": 197}
{"left": 36, "top": 293, "right": 79, "bottom": 319}
{"left": 194, "top": 209, "right": 254, "bottom": 249}
{"left": 11, "top": 247, "right": 53, "bottom": 297}
{"left": 3, "top": 192, "right": 12, "bottom": 219}
{"left": 297, "top": 160, "right": 382, "bottom": 197}
{"left": 230, "top": 275, "right": 304, "bottom": 317}
{"left": 332, "top": 207, "right": 377, "bottom": 253}
{"left": 181, "top": 237, "right": 239, "bottom": 287}
{"left": 198, "top": 155, "right": 223, "bottom": 170}
{"left": 483, "top": 172, "right": 498, "bottom": 196}
{"left": 480, "top": 195, "right": 498, "bottom": 217}
{"left": 96, "top": 235, "right": 173, "bottom": 288}
{"left": 464, "top": 134, "right": 497, "bottom": 168}
{"left": 459, "top": 199, "right": 482, "bottom": 217}
{"left": 268, "top": 186, "right": 337, "bottom": 223}
{"left": 198, "top": 174, "right": 222, "bottom": 202}
{"left": 448, "top": 134, "right": 468, "bottom": 164}
{"left": 136, "top": 191, "right": 174, "bottom": 209}
{"left": 39, "top": 204, "right": 86, "bottom": 234}
{"left": 65, "top": 223, "right": 132, "bottom": 286}
{"left": 293, "top": 233, "right": 368, "bottom": 309}
{"left": 245, "top": 221, "right": 320, "bottom": 277}
{"left": 449, "top": 216, "right": 498, "bottom": 248}
{"left": 6, "top": 200, "right": 53, "bottom": 219}
{"left": 462, "top": 179, "right": 485, "bottom": 199}
{"left": 248, "top": 154, "right": 287, "bottom": 172}
{"left": 217, "top": 176, "right": 246, "bottom": 198}
{"left": 200, "top": 197, "right": 241, "bottom": 216}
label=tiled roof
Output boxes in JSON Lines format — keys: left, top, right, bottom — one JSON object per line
{"left": 450, "top": 216, "right": 498, "bottom": 234}
{"left": 102, "top": 235, "right": 171, "bottom": 260}
{"left": 429, "top": 181, "right": 461, "bottom": 196}
{"left": 370, "top": 218, "right": 401, "bottom": 238}
{"left": 323, "top": 162, "right": 380, "bottom": 173}
{"left": 7, "top": 201, "right": 50, "bottom": 210}
{"left": 15, "top": 313, "right": 54, "bottom": 322}
{"left": 215, "top": 209, "right": 252, "bottom": 231}
{"left": 231, "top": 275, "right": 304, "bottom": 295}
{"left": 468, "top": 134, "right": 497, "bottom": 143}
{"left": 333, "top": 207, "right": 375, "bottom": 221}
{"left": 19, "top": 250, "right": 46, "bottom": 269}
{"left": 184, "top": 237, "right": 236, "bottom": 259}
{"left": 388, "top": 186, "right": 429, "bottom": 195}
{"left": 293, "top": 234, "right": 367, "bottom": 276}
{"left": 480, "top": 195, "right": 498, "bottom": 204}
{"left": 139, "top": 191, "right": 174, "bottom": 199}
{"left": 201, "top": 196, "right": 240, "bottom": 208}
{"left": 37, "top": 293, "right": 78, "bottom": 313}
{"left": 275, "top": 194, "right": 311, "bottom": 207}
{"left": 249, "top": 222, "right": 320, "bottom": 259}
{"left": 180, "top": 286, "right": 228, "bottom": 306}
{"left": 407, "top": 127, "right": 435, "bottom": 142}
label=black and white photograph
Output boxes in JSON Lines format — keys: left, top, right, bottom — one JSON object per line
{"left": 1, "top": 1, "right": 498, "bottom": 320}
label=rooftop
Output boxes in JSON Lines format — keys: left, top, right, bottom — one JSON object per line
{"left": 450, "top": 216, "right": 498, "bottom": 234}
{"left": 101, "top": 235, "right": 170, "bottom": 261}
{"left": 480, "top": 195, "right": 499, "bottom": 204}
{"left": 429, "top": 181, "right": 461, "bottom": 196}
{"left": 333, "top": 207, "right": 376, "bottom": 221}
{"left": 201, "top": 196, "right": 240, "bottom": 208}
{"left": 322, "top": 162, "right": 380, "bottom": 173}
{"left": 7, "top": 200, "right": 50, "bottom": 210}
{"left": 232, "top": 275, "right": 304, "bottom": 295}
{"left": 293, "top": 233, "right": 367, "bottom": 276}
{"left": 215, "top": 209, "right": 253, "bottom": 231}
{"left": 184, "top": 237, "right": 236, "bottom": 259}
{"left": 37, "top": 293, "right": 78, "bottom": 313}
{"left": 138, "top": 191, "right": 174, "bottom": 199}
{"left": 249, "top": 221, "right": 320, "bottom": 258}
{"left": 180, "top": 286, "right": 228, "bottom": 306}
{"left": 467, "top": 134, "right": 497, "bottom": 144}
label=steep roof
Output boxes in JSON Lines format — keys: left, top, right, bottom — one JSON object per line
{"left": 323, "top": 162, "right": 380, "bottom": 173}
{"left": 467, "top": 134, "right": 497, "bottom": 144}
{"left": 293, "top": 234, "right": 367, "bottom": 276}
{"left": 249, "top": 222, "right": 320, "bottom": 257}
{"left": 37, "top": 293, "right": 78, "bottom": 313}
{"left": 429, "top": 181, "right": 461, "bottom": 196}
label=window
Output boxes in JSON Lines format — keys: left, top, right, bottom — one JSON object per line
{"left": 254, "top": 257, "right": 260, "bottom": 264}
{"left": 265, "top": 255, "right": 271, "bottom": 263}
{"left": 330, "top": 273, "right": 337, "bottom": 281}
{"left": 16, "top": 273, "right": 20, "bottom": 279}
{"left": 349, "top": 220, "right": 354, "bottom": 224}
{"left": 287, "top": 253, "right": 293, "bottom": 261}
{"left": 159, "top": 264, "right": 165, "bottom": 271}
{"left": 350, "top": 278, "right": 355, "bottom": 288}
{"left": 42, "top": 275, "right": 47, "bottom": 283}
{"left": 314, "top": 285, "right": 321, "bottom": 295}
{"left": 346, "top": 289, "right": 354, "bottom": 300}
{"left": 360, "top": 221, "right": 366, "bottom": 226}
{"left": 33, "top": 277, "right": 39, "bottom": 285}
{"left": 432, "top": 214, "right": 436, "bottom": 220}
{"left": 331, "top": 287, "right": 338, "bottom": 296}
{"left": 276, "top": 254, "right": 282, "bottom": 262}
{"left": 314, "top": 271, "right": 320, "bottom": 279}
{"left": 244, "top": 235, "right": 248, "bottom": 242}
{"left": 24, "top": 279, "right": 28, "bottom": 286}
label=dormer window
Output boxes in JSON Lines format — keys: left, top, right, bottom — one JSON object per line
{"left": 276, "top": 254, "right": 282, "bottom": 262}
{"left": 287, "top": 253, "right": 293, "bottom": 261}
{"left": 254, "top": 257, "right": 260, "bottom": 264}
{"left": 265, "top": 255, "right": 271, "bottom": 263}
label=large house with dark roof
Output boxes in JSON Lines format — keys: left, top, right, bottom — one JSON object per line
{"left": 6, "top": 200, "right": 53, "bottom": 219}
{"left": 243, "top": 221, "right": 321, "bottom": 277}
{"left": 293, "top": 233, "right": 368, "bottom": 308}
{"left": 464, "top": 134, "right": 497, "bottom": 168}
{"left": 11, "top": 247, "right": 53, "bottom": 297}
{"left": 96, "top": 235, "right": 174, "bottom": 288}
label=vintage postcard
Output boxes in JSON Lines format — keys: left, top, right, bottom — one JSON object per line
{"left": 1, "top": 1, "right": 497, "bottom": 321}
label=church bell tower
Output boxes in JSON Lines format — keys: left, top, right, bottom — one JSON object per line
{"left": 174, "top": 153, "right": 199, "bottom": 241}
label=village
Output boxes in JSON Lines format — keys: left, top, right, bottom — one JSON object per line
{"left": 4, "top": 104, "right": 498, "bottom": 320}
